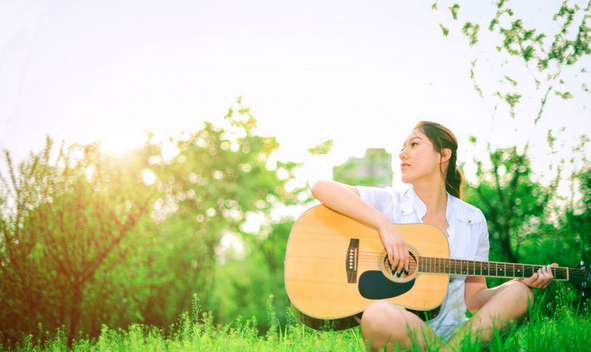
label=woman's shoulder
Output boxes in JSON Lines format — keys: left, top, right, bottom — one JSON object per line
{"left": 356, "top": 185, "right": 407, "bottom": 211}
{"left": 449, "top": 195, "right": 486, "bottom": 224}
{"left": 357, "top": 185, "right": 405, "bottom": 201}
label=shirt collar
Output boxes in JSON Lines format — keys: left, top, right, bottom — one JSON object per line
{"left": 402, "top": 186, "right": 428, "bottom": 218}
{"left": 403, "top": 186, "right": 454, "bottom": 222}
{"left": 402, "top": 186, "right": 482, "bottom": 224}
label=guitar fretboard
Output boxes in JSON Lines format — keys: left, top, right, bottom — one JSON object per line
{"left": 418, "top": 257, "right": 568, "bottom": 281}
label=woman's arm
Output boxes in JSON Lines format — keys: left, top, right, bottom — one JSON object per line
{"left": 464, "top": 276, "right": 489, "bottom": 312}
{"left": 310, "top": 180, "right": 409, "bottom": 273}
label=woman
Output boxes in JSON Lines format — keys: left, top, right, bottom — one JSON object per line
{"left": 310, "top": 121, "right": 555, "bottom": 351}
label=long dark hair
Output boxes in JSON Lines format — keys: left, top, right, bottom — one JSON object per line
{"left": 414, "top": 121, "right": 463, "bottom": 199}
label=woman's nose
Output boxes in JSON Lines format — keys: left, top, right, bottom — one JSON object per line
{"left": 399, "top": 149, "right": 407, "bottom": 160}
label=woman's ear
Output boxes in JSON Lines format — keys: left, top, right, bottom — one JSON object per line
{"left": 441, "top": 148, "right": 452, "bottom": 163}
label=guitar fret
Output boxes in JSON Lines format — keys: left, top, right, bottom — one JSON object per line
{"left": 418, "top": 256, "right": 570, "bottom": 282}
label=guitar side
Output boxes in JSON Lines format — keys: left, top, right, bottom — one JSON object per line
{"left": 284, "top": 205, "right": 450, "bottom": 329}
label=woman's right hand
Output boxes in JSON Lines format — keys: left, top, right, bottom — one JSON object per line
{"left": 311, "top": 180, "right": 410, "bottom": 272}
{"left": 378, "top": 223, "right": 409, "bottom": 274}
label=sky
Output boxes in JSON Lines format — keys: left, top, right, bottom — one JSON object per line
{"left": 1, "top": 0, "right": 590, "bottom": 193}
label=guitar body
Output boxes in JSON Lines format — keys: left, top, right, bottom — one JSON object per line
{"left": 284, "top": 205, "right": 451, "bottom": 330}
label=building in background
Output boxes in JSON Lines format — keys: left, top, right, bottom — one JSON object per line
{"left": 332, "top": 148, "right": 393, "bottom": 187}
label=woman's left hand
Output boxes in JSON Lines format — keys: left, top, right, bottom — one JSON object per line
{"left": 517, "top": 263, "right": 558, "bottom": 289}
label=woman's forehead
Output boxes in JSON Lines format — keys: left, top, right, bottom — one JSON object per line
{"left": 403, "top": 129, "right": 429, "bottom": 144}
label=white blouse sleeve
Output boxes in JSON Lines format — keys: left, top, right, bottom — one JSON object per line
{"left": 356, "top": 186, "right": 397, "bottom": 223}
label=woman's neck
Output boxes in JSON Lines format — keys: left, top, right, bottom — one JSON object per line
{"left": 412, "top": 180, "right": 448, "bottom": 217}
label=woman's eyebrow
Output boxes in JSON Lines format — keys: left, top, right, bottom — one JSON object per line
{"left": 402, "top": 136, "right": 423, "bottom": 146}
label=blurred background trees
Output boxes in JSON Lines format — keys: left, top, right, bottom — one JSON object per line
{"left": 0, "top": 99, "right": 308, "bottom": 346}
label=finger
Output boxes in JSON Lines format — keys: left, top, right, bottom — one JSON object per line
{"left": 535, "top": 267, "right": 549, "bottom": 283}
{"left": 394, "top": 248, "right": 406, "bottom": 273}
{"left": 523, "top": 272, "right": 539, "bottom": 287}
{"left": 538, "top": 265, "right": 553, "bottom": 279}
{"left": 404, "top": 251, "right": 410, "bottom": 273}
{"left": 399, "top": 247, "right": 408, "bottom": 271}
{"left": 531, "top": 266, "right": 555, "bottom": 288}
{"left": 388, "top": 251, "right": 399, "bottom": 272}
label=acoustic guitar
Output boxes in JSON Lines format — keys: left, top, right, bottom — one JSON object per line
{"left": 284, "top": 205, "right": 591, "bottom": 330}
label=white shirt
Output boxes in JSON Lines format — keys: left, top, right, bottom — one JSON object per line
{"left": 357, "top": 185, "right": 490, "bottom": 339}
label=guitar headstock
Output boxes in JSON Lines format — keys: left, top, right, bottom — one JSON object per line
{"left": 570, "top": 260, "right": 591, "bottom": 297}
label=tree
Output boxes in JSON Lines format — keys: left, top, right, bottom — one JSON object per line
{"left": 0, "top": 98, "right": 309, "bottom": 345}
{"left": 333, "top": 148, "right": 393, "bottom": 187}
{"left": 134, "top": 97, "right": 307, "bottom": 327}
{"left": 434, "top": 0, "right": 591, "bottom": 123}
{"left": 463, "top": 146, "right": 555, "bottom": 263}
{"left": 0, "top": 138, "right": 152, "bottom": 347}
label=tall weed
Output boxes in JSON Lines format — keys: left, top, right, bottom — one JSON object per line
{"left": 5, "top": 288, "right": 589, "bottom": 352}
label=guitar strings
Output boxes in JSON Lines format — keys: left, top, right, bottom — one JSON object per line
{"left": 351, "top": 251, "right": 568, "bottom": 278}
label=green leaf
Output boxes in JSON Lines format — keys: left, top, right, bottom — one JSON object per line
{"left": 503, "top": 76, "right": 518, "bottom": 86}
{"left": 308, "top": 139, "right": 334, "bottom": 156}
{"left": 462, "top": 22, "right": 480, "bottom": 46}
{"left": 449, "top": 4, "right": 460, "bottom": 20}
{"left": 554, "top": 91, "right": 574, "bottom": 99}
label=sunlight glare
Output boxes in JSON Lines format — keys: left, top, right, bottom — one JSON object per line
{"left": 142, "top": 168, "right": 157, "bottom": 186}
{"left": 98, "top": 128, "right": 147, "bottom": 156}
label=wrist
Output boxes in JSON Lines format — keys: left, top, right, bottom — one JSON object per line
{"left": 375, "top": 216, "right": 392, "bottom": 233}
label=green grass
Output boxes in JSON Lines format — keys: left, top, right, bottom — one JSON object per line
{"left": 3, "top": 292, "right": 589, "bottom": 352}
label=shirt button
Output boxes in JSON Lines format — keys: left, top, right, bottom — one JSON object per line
{"left": 468, "top": 220, "right": 472, "bottom": 223}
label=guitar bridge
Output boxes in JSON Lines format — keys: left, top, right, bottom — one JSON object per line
{"left": 346, "top": 239, "right": 359, "bottom": 283}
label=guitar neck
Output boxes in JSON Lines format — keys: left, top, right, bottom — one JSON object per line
{"left": 418, "top": 257, "right": 569, "bottom": 281}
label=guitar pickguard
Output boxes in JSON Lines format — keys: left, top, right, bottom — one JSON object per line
{"left": 358, "top": 271, "right": 416, "bottom": 299}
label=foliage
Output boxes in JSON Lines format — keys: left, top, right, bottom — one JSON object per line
{"left": 135, "top": 99, "right": 306, "bottom": 328}
{"left": 520, "top": 165, "right": 591, "bottom": 268}
{"left": 463, "top": 146, "right": 556, "bottom": 263}
{"left": 435, "top": 0, "right": 591, "bottom": 123}
{"left": 211, "top": 220, "right": 294, "bottom": 333}
{"left": 0, "top": 98, "right": 309, "bottom": 346}
{"left": 333, "top": 149, "right": 393, "bottom": 187}
{"left": 0, "top": 138, "right": 153, "bottom": 347}
{"left": 2, "top": 290, "right": 589, "bottom": 352}
{"left": 308, "top": 139, "right": 334, "bottom": 156}
{"left": 463, "top": 148, "right": 591, "bottom": 303}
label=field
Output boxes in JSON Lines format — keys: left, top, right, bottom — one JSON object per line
{"left": 4, "top": 290, "right": 589, "bottom": 352}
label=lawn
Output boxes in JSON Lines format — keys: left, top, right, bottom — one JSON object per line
{"left": 4, "top": 290, "right": 589, "bottom": 352}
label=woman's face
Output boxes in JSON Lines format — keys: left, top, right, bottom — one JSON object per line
{"left": 399, "top": 129, "right": 444, "bottom": 184}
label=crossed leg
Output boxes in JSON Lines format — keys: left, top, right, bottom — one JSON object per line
{"left": 360, "top": 301, "right": 442, "bottom": 351}
{"left": 360, "top": 281, "right": 534, "bottom": 351}
{"left": 446, "top": 280, "right": 534, "bottom": 349}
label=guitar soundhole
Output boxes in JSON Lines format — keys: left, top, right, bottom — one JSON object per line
{"left": 379, "top": 247, "right": 419, "bottom": 283}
